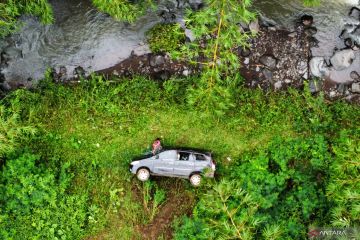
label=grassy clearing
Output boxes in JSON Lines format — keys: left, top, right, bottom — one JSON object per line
{"left": 1, "top": 75, "right": 359, "bottom": 239}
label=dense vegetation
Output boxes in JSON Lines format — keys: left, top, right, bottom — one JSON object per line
{"left": 1, "top": 0, "right": 359, "bottom": 239}
{"left": 0, "top": 74, "right": 359, "bottom": 239}
{"left": 0, "top": 0, "right": 53, "bottom": 37}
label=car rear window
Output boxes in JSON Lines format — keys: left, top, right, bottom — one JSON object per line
{"left": 195, "top": 154, "right": 207, "bottom": 161}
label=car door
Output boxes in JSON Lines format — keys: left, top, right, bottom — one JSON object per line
{"left": 174, "top": 152, "right": 195, "bottom": 177}
{"left": 152, "top": 150, "right": 176, "bottom": 176}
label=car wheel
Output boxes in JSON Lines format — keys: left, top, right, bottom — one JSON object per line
{"left": 190, "top": 174, "right": 202, "bottom": 187}
{"left": 137, "top": 168, "right": 150, "bottom": 182}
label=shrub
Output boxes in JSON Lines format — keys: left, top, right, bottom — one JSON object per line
{"left": 146, "top": 23, "right": 185, "bottom": 54}
{"left": 91, "top": 0, "right": 154, "bottom": 23}
{"left": 0, "top": 0, "right": 53, "bottom": 38}
{"left": 0, "top": 152, "right": 91, "bottom": 240}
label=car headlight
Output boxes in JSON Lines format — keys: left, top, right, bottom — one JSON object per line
{"left": 131, "top": 161, "right": 140, "bottom": 165}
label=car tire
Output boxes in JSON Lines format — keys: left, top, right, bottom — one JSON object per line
{"left": 137, "top": 168, "right": 150, "bottom": 182}
{"left": 190, "top": 173, "right": 202, "bottom": 187}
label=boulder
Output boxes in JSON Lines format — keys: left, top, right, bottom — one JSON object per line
{"left": 150, "top": 55, "right": 165, "bottom": 67}
{"left": 301, "top": 15, "right": 313, "bottom": 26}
{"left": 349, "top": 7, "right": 360, "bottom": 20}
{"left": 350, "top": 71, "right": 360, "bottom": 81}
{"left": 309, "top": 57, "right": 329, "bottom": 77}
{"left": 185, "top": 29, "right": 196, "bottom": 42}
{"left": 330, "top": 49, "right": 356, "bottom": 71}
{"left": 351, "top": 82, "right": 360, "bottom": 93}
{"left": 249, "top": 19, "right": 260, "bottom": 33}
{"left": 259, "top": 54, "right": 277, "bottom": 69}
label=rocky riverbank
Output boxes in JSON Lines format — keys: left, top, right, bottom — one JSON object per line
{"left": 1, "top": 1, "right": 359, "bottom": 103}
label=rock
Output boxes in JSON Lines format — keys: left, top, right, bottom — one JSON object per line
{"left": 249, "top": 19, "right": 260, "bottom": 33}
{"left": 274, "top": 81, "right": 282, "bottom": 90}
{"left": 262, "top": 69, "right": 273, "bottom": 80}
{"left": 240, "top": 47, "right": 251, "bottom": 57}
{"left": 133, "top": 44, "right": 151, "bottom": 56}
{"left": 150, "top": 55, "right": 165, "bottom": 67}
{"left": 329, "top": 91, "right": 337, "bottom": 98}
{"left": 297, "top": 60, "right": 308, "bottom": 76}
{"left": 182, "top": 69, "right": 190, "bottom": 76}
{"left": 304, "top": 27, "right": 317, "bottom": 36}
{"left": 344, "top": 38, "right": 353, "bottom": 48}
{"left": 339, "top": 29, "right": 350, "bottom": 39}
{"left": 185, "top": 29, "right": 196, "bottom": 42}
{"left": 350, "top": 71, "right": 360, "bottom": 81}
{"left": 351, "top": 82, "right": 360, "bottom": 93}
{"left": 288, "top": 32, "right": 297, "bottom": 38}
{"left": 310, "top": 57, "right": 329, "bottom": 77}
{"left": 301, "top": 15, "right": 313, "bottom": 26}
{"left": 243, "top": 58, "right": 250, "bottom": 65}
{"left": 259, "top": 54, "right": 277, "bottom": 69}
{"left": 188, "top": 0, "right": 204, "bottom": 11}
{"left": 258, "top": 14, "right": 278, "bottom": 28}
{"left": 74, "top": 66, "right": 85, "bottom": 78}
{"left": 349, "top": 7, "right": 360, "bottom": 20}
{"left": 330, "top": 49, "right": 355, "bottom": 71}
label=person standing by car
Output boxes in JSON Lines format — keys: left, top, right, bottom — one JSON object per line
{"left": 152, "top": 138, "right": 162, "bottom": 155}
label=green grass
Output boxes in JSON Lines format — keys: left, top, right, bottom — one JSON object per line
{"left": 1, "top": 75, "right": 359, "bottom": 239}
{"left": 91, "top": 0, "right": 155, "bottom": 23}
{"left": 0, "top": 0, "right": 53, "bottom": 38}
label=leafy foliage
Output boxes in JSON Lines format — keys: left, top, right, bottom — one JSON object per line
{"left": 173, "top": 0, "right": 255, "bottom": 114}
{"left": 174, "top": 180, "right": 261, "bottom": 240}
{"left": 91, "top": 0, "right": 155, "bottom": 23}
{"left": 146, "top": 23, "right": 185, "bottom": 54}
{"left": 0, "top": 0, "right": 53, "bottom": 38}
{"left": 0, "top": 105, "right": 36, "bottom": 158}
{"left": 0, "top": 152, "right": 92, "bottom": 240}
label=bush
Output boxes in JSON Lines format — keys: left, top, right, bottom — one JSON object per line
{"left": 91, "top": 0, "right": 154, "bottom": 23}
{"left": 0, "top": 0, "right": 53, "bottom": 38}
{"left": 0, "top": 152, "right": 91, "bottom": 240}
{"left": 146, "top": 23, "right": 185, "bottom": 54}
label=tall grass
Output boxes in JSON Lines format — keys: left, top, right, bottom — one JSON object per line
{"left": 0, "top": 0, "right": 53, "bottom": 38}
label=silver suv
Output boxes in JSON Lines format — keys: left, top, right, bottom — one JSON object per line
{"left": 130, "top": 149, "right": 216, "bottom": 186}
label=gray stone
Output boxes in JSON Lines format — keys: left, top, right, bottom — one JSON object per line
{"left": 133, "top": 44, "right": 151, "bottom": 56}
{"left": 274, "top": 81, "right": 282, "bottom": 90}
{"left": 351, "top": 83, "right": 360, "bottom": 93}
{"left": 150, "top": 55, "right": 165, "bottom": 67}
{"left": 310, "top": 57, "right": 329, "bottom": 77}
{"left": 330, "top": 49, "right": 356, "bottom": 71}
{"left": 350, "top": 71, "right": 360, "bottom": 81}
{"left": 309, "top": 79, "right": 322, "bottom": 93}
{"left": 249, "top": 19, "right": 260, "bottom": 33}
{"left": 262, "top": 69, "right": 273, "bottom": 80}
{"left": 288, "top": 32, "right": 297, "bottom": 38}
{"left": 185, "top": 29, "right": 196, "bottom": 42}
{"left": 259, "top": 54, "right": 277, "bottom": 69}
{"left": 182, "top": 69, "right": 190, "bottom": 77}
{"left": 329, "top": 91, "right": 337, "bottom": 98}
{"left": 243, "top": 58, "right": 250, "bottom": 65}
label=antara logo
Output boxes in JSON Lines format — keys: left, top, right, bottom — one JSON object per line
{"left": 308, "top": 228, "right": 348, "bottom": 238}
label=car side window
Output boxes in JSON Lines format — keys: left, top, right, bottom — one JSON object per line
{"left": 195, "top": 154, "right": 207, "bottom": 161}
{"left": 178, "top": 152, "right": 190, "bottom": 161}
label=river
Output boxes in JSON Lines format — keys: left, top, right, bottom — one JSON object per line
{"left": 0, "top": 0, "right": 359, "bottom": 88}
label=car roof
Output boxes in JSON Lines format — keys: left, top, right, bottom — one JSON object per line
{"left": 163, "top": 147, "right": 212, "bottom": 156}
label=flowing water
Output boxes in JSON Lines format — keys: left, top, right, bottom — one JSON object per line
{"left": 0, "top": 0, "right": 359, "bottom": 87}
